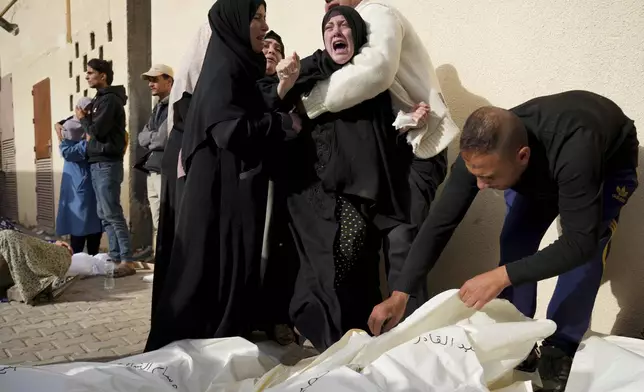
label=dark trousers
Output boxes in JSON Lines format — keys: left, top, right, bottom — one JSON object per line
{"left": 385, "top": 150, "right": 448, "bottom": 317}
{"left": 499, "top": 168, "right": 637, "bottom": 356}
{"left": 70, "top": 232, "right": 102, "bottom": 255}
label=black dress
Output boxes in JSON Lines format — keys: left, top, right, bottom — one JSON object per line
{"left": 285, "top": 91, "right": 413, "bottom": 350}
{"left": 258, "top": 5, "right": 414, "bottom": 351}
{"left": 148, "top": 92, "right": 191, "bottom": 323}
{"left": 145, "top": 0, "right": 297, "bottom": 351}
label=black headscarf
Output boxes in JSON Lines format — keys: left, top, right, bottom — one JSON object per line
{"left": 282, "top": 6, "right": 367, "bottom": 100}
{"left": 181, "top": 0, "right": 267, "bottom": 171}
{"left": 264, "top": 30, "right": 285, "bottom": 57}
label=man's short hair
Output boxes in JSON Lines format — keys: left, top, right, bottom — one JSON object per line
{"left": 460, "top": 106, "right": 527, "bottom": 156}
{"left": 88, "top": 58, "right": 114, "bottom": 85}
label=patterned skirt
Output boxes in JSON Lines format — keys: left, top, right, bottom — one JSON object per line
{"left": 0, "top": 230, "right": 71, "bottom": 304}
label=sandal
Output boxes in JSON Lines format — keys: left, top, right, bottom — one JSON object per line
{"left": 113, "top": 263, "right": 137, "bottom": 278}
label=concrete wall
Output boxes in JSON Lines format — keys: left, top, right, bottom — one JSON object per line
{"left": 0, "top": 0, "right": 130, "bottom": 227}
{"left": 152, "top": 0, "right": 644, "bottom": 338}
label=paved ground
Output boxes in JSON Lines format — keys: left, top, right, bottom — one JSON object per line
{"left": 0, "top": 271, "right": 154, "bottom": 366}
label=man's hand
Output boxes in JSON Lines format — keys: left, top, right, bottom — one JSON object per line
{"left": 74, "top": 106, "right": 87, "bottom": 120}
{"left": 276, "top": 52, "right": 300, "bottom": 99}
{"left": 368, "top": 291, "right": 409, "bottom": 336}
{"left": 55, "top": 240, "right": 73, "bottom": 256}
{"left": 402, "top": 102, "right": 430, "bottom": 133}
{"left": 54, "top": 123, "right": 63, "bottom": 142}
{"left": 459, "top": 266, "right": 511, "bottom": 310}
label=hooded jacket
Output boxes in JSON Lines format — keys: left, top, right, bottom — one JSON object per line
{"left": 81, "top": 85, "right": 128, "bottom": 163}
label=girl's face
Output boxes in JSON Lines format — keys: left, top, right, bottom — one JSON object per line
{"left": 323, "top": 15, "right": 354, "bottom": 65}
{"left": 250, "top": 5, "right": 269, "bottom": 53}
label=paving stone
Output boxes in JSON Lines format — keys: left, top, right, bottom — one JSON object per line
{"left": 24, "top": 331, "right": 67, "bottom": 346}
{"left": 12, "top": 321, "right": 55, "bottom": 333}
{"left": 0, "top": 353, "right": 41, "bottom": 365}
{"left": 0, "top": 308, "right": 22, "bottom": 320}
{"left": 93, "top": 328, "right": 137, "bottom": 341}
{"left": 33, "top": 355, "right": 69, "bottom": 365}
{"left": 0, "top": 328, "right": 41, "bottom": 342}
{"left": 0, "top": 339, "right": 26, "bottom": 351}
{"left": 105, "top": 319, "right": 147, "bottom": 332}
{"left": 52, "top": 334, "right": 99, "bottom": 349}
{"left": 36, "top": 344, "right": 88, "bottom": 361}
{"left": 0, "top": 273, "right": 152, "bottom": 366}
{"left": 112, "top": 342, "right": 145, "bottom": 357}
{"left": 6, "top": 342, "right": 56, "bottom": 357}
{"left": 63, "top": 325, "right": 110, "bottom": 338}
{"left": 70, "top": 349, "right": 120, "bottom": 362}
{"left": 81, "top": 337, "right": 128, "bottom": 352}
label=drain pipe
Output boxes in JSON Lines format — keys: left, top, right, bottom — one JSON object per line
{"left": 0, "top": 0, "right": 18, "bottom": 19}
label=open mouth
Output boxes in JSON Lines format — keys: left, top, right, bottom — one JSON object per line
{"left": 332, "top": 38, "right": 348, "bottom": 54}
{"left": 265, "top": 55, "right": 277, "bottom": 64}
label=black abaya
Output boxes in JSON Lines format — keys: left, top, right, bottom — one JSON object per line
{"left": 145, "top": 0, "right": 297, "bottom": 351}
{"left": 259, "top": 6, "right": 414, "bottom": 350}
{"left": 148, "top": 92, "right": 191, "bottom": 323}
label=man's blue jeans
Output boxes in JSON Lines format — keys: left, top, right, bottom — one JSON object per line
{"left": 90, "top": 161, "right": 133, "bottom": 262}
{"left": 499, "top": 168, "right": 638, "bottom": 356}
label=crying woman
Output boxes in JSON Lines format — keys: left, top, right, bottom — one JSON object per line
{"left": 258, "top": 5, "right": 419, "bottom": 351}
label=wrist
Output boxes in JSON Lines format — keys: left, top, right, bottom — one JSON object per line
{"left": 391, "top": 291, "right": 410, "bottom": 303}
{"left": 497, "top": 266, "right": 511, "bottom": 288}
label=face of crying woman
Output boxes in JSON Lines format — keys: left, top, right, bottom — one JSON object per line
{"left": 323, "top": 14, "right": 354, "bottom": 65}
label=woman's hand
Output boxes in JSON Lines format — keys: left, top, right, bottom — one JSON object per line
{"left": 55, "top": 241, "right": 73, "bottom": 256}
{"left": 74, "top": 106, "right": 87, "bottom": 120}
{"left": 54, "top": 123, "right": 64, "bottom": 142}
{"left": 276, "top": 52, "right": 300, "bottom": 99}
{"left": 401, "top": 102, "right": 430, "bottom": 133}
{"left": 289, "top": 112, "right": 302, "bottom": 133}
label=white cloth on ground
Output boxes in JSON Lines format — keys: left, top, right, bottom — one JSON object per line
{"left": 1, "top": 290, "right": 557, "bottom": 392}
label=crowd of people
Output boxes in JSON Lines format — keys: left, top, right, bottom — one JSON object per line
{"left": 0, "top": 1, "right": 638, "bottom": 391}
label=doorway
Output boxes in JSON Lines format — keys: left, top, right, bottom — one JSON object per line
{"left": 33, "top": 77, "right": 55, "bottom": 233}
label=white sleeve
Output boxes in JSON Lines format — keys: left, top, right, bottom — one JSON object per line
{"left": 167, "top": 21, "right": 211, "bottom": 132}
{"left": 301, "top": 4, "right": 404, "bottom": 119}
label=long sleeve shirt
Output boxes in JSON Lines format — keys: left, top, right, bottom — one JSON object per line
{"left": 394, "top": 90, "right": 639, "bottom": 294}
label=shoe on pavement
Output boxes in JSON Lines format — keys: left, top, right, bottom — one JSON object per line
{"left": 538, "top": 344, "right": 573, "bottom": 392}
{"left": 516, "top": 344, "right": 540, "bottom": 372}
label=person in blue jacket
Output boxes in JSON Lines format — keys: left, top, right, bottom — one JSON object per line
{"left": 54, "top": 98, "right": 103, "bottom": 254}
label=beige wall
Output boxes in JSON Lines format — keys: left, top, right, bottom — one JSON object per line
{"left": 0, "top": 0, "right": 130, "bottom": 227}
{"left": 153, "top": 0, "right": 644, "bottom": 338}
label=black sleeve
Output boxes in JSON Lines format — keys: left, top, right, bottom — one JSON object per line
{"left": 257, "top": 77, "right": 297, "bottom": 112}
{"left": 505, "top": 130, "right": 603, "bottom": 285}
{"left": 80, "top": 97, "right": 119, "bottom": 141}
{"left": 210, "top": 112, "right": 297, "bottom": 155}
{"left": 392, "top": 155, "right": 479, "bottom": 294}
{"left": 58, "top": 116, "right": 73, "bottom": 125}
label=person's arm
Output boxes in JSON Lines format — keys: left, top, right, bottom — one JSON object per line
{"left": 58, "top": 116, "right": 73, "bottom": 125}
{"left": 257, "top": 77, "right": 290, "bottom": 112}
{"left": 505, "top": 133, "right": 603, "bottom": 285}
{"left": 59, "top": 140, "right": 88, "bottom": 162}
{"left": 300, "top": 3, "right": 404, "bottom": 119}
{"left": 392, "top": 155, "right": 480, "bottom": 294}
{"left": 80, "top": 97, "right": 119, "bottom": 141}
{"left": 138, "top": 123, "right": 152, "bottom": 148}
{"left": 210, "top": 112, "right": 299, "bottom": 156}
{"left": 148, "top": 119, "right": 169, "bottom": 150}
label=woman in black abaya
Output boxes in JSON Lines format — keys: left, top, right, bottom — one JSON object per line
{"left": 149, "top": 92, "right": 191, "bottom": 320}
{"left": 145, "top": 0, "right": 300, "bottom": 352}
{"left": 259, "top": 6, "right": 414, "bottom": 351}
